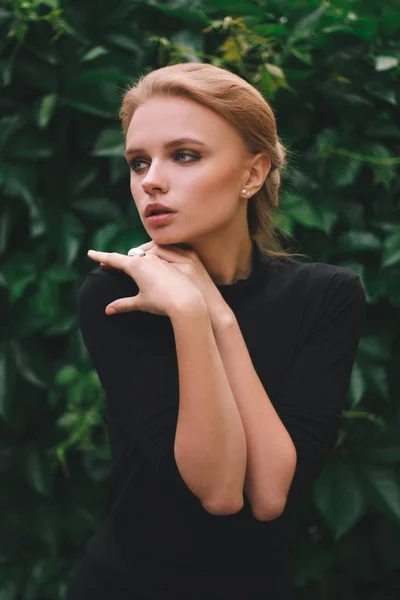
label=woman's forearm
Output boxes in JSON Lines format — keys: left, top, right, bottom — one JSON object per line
{"left": 212, "top": 311, "right": 297, "bottom": 521}
{"left": 169, "top": 299, "right": 247, "bottom": 515}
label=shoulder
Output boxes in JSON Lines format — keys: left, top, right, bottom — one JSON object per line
{"left": 268, "top": 256, "right": 365, "bottom": 303}
{"left": 262, "top": 257, "right": 366, "bottom": 340}
{"left": 77, "top": 266, "right": 139, "bottom": 304}
{"left": 76, "top": 266, "right": 172, "bottom": 346}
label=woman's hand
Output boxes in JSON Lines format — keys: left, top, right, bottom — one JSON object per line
{"left": 131, "top": 241, "right": 234, "bottom": 328}
{"left": 87, "top": 249, "right": 205, "bottom": 317}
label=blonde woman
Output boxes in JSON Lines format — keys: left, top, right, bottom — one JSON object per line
{"left": 67, "top": 63, "right": 366, "bottom": 599}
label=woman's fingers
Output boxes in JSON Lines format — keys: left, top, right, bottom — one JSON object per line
{"left": 145, "top": 244, "right": 190, "bottom": 265}
{"left": 106, "top": 297, "right": 140, "bottom": 314}
{"left": 88, "top": 250, "right": 129, "bottom": 271}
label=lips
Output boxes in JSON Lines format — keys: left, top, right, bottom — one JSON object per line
{"left": 144, "top": 203, "right": 176, "bottom": 217}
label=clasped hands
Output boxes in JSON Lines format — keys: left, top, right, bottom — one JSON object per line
{"left": 87, "top": 241, "right": 234, "bottom": 327}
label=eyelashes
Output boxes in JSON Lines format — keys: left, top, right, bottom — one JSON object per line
{"left": 128, "top": 150, "right": 201, "bottom": 173}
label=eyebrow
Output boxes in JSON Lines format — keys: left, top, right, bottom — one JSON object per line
{"left": 125, "top": 137, "right": 206, "bottom": 157}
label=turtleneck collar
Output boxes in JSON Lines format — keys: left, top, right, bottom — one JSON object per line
{"left": 215, "top": 239, "right": 268, "bottom": 304}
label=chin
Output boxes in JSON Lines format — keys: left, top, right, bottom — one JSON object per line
{"left": 149, "top": 231, "right": 191, "bottom": 249}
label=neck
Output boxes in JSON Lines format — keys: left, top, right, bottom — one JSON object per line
{"left": 178, "top": 234, "right": 254, "bottom": 286}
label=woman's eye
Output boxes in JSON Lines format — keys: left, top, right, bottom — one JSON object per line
{"left": 129, "top": 150, "right": 200, "bottom": 173}
{"left": 129, "top": 159, "right": 148, "bottom": 172}
{"left": 174, "top": 151, "right": 198, "bottom": 163}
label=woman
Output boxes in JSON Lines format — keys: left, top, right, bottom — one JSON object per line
{"left": 67, "top": 63, "right": 366, "bottom": 599}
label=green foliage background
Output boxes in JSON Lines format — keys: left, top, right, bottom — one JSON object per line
{"left": 1, "top": 0, "right": 400, "bottom": 598}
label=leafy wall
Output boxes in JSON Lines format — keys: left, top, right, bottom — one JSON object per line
{"left": 1, "top": 0, "right": 399, "bottom": 598}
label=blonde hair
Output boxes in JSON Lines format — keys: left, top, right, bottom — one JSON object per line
{"left": 120, "top": 62, "right": 305, "bottom": 263}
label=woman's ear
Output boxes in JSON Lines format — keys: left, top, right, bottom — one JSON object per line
{"left": 244, "top": 153, "right": 271, "bottom": 191}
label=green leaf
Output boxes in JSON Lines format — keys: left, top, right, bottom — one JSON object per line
{"left": 348, "top": 362, "right": 366, "bottom": 408}
{"left": 0, "top": 116, "right": 24, "bottom": 150}
{"left": 336, "top": 231, "right": 382, "bottom": 253}
{"left": 92, "top": 129, "right": 125, "bottom": 158}
{"left": 272, "top": 211, "right": 295, "bottom": 237}
{"left": 354, "top": 424, "right": 400, "bottom": 464}
{"left": 360, "top": 465, "right": 400, "bottom": 523}
{"left": 10, "top": 340, "right": 49, "bottom": 389}
{"left": 346, "top": 16, "right": 377, "bottom": 40}
{"left": 37, "top": 94, "right": 57, "bottom": 129}
{"left": 2, "top": 163, "right": 38, "bottom": 203}
{"left": 382, "top": 267, "right": 400, "bottom": 308}
{"left": 332, "top": 158, "right": 363, "bottom": 187}
{"left": 24, "top": 446, "right": 53, "bottom": 497}
{"left": 375, "top": 56, "right": 399, "bottom": 72}
{"left": 1, "top": 258, "right": 36, "bottom": 302}
{"left": 0, "top": 342, "right": 16, "bottom": 422}
{"left": 105, "top": 34, "right": 142, "bottom": 53}
{"left": 91, "top": 222, "right": 121, "bottom": 251}
{"left": 363, "top": 143, "right": 398, "bottom": 188}
{"left": 365, "top": 82, "right": 397, "bottom": 106}
{"left": 381, "top": 8, "right": 400, "bottom": 36}
{"left": 204, "top": 0, "right": 265, "bottom": 18}
{"left": 316, "top": 128, "right": 339, "bottom": 155}
{"left": 6, "top": 129, "right": 54, "bottom": 159}
{"left": 59, "top": 212, "right": 85, "bottom": 266}
{"left": 293, "top": 544, "right": 335, "bottom": 587}
{"left": 358, "top": 335, "right": 392, "bottom": 362}
{"left": 45, "top": 264, "right": 78, "bottom": 283}
{"left": 313, "top": 456, "right": 367, "bottom": 540}
{"left": 291, "top": 6, "right": 326, "bottom": 40}
{"left": 61, "top": 98, "right": 117, "bottom": 119}
{"left": 382, "top": 231, "right": 400, "bottom": 268}
{"left": 0, "top": 203, "right": 18, "bottom": 256}
{"left": 0, "top": 581, "right": 17, "bottom": 600}
{"left": 55, "top": 365, "right": 80, "bottom": 387}
{"left": 72, "top": 197, "right": 122, "bottom": 221}
{"left": 362, "top": 363, "right": 390, "bottom": 401}
{"left": 81, "top": 46, "right": 109, "bottom": 62}
{"left": 281, "top": 193, "right": 326, "bottom": 231}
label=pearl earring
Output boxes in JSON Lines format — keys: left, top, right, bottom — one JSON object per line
{"left": 241, "top": 189, "right": 251, "bottom": 197}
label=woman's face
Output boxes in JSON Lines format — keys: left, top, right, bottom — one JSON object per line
{"left": 125, "top": 95, "right": 254, "bottom": 246}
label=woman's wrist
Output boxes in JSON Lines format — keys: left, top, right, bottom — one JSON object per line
{"left": 209, "top": 305, "right": 236, "bottom": 331}
{"left": 167, "top": 292, "right": 209, "bottom": 321}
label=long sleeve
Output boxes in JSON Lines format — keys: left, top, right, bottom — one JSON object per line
{"left": 275, "top": 271, "right": 367, "bottom": 512}
{"left": 77, "top": 267, "right": 205, "bottom": 511}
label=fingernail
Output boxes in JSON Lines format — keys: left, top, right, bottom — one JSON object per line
{"left": 106, "top": 306, "right": 117, "bottom": 315}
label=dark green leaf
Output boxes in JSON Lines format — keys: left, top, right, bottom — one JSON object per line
{"left": 59, "top": 212, "right": 85, "bottom": 266}
{"left": 332, "top": 159, "right": 363, "bottom": 187}
{"left": 91, "top": 223, "right": 121, "bottom": 251}
{"left": 365, "top": 82, "right": 397, "bottom": 106}
{"left": 72, "top": 197, "right": 122, "bottom": 221}
{"left": 37, "top": 94, "right": 57, "bottom": 129}
{"left": 382, "top": 231, "right": 400, "bottom": 268}
{"left": 291, "top": 6, "right": 326, "bottom": 40}
{"left": 281, "top": 193, "right": 326, "bottom": 231}
{"left": 10, "top": 340, "right": 49, "bottom": 389}
{"left": 360, "top": 465, "right": 400, "bottom": 523}
{"left": 361, "top": 363, "right": 390, "bottom": 401}
{"left": 24, "top": 446, "right": 53, "bottom": 497}
{"left": 81, "top": 46, "right": 109, "bottom": 62}
{"left": 0, "top": 343, "right": 16, "bottom": 422}
{"left": 336, "top": 231, "right": 382, "bottom": 253}
{"left": 1, "top": 258, "right": 36, "bottom": 302}
{"left": 348, "top": 362, "right": 366, "bottom": 408}
{"left": 55, "top": 365, "right": 80, "bottom": 387}
{"left": 92, "top": 129, "right": 125, "bottom": 158}
{"left": 313, "top": 456, "right": 367, "bottom": 540}
{"left": 358, "top": 336, "right": 392, "bottom": 362}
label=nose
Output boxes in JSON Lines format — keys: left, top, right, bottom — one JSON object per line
{"left": 141, "top": 161, "right": 168, "bottom": 195}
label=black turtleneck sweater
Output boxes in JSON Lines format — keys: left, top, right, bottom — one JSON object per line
{"left": 67, "top": 241, "right": 366, "bottom": 600}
